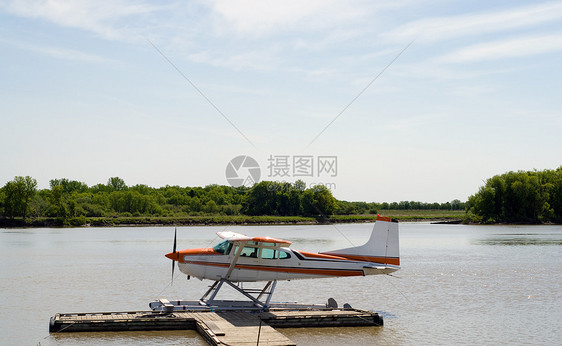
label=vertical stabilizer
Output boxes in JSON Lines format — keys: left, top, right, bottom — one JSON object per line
{"left": 321, "top": 216, "right": 400, "bottom": 266}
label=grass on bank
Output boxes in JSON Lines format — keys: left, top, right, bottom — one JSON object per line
{"left": 0, "top": 210, "right": 466, "bottom": 227}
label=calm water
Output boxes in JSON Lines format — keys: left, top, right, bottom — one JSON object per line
{"left": 1, "top": 223, "right": 561, "bottom": 345}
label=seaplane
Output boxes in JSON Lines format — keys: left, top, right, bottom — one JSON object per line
{"left": 156, "top": 215, "right": 399, "bottom": 311}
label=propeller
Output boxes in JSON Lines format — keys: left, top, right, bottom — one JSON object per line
{"left": 171, "top": 227, "right": 177, "bottom": 284}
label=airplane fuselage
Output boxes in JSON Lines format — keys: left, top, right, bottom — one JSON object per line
{"left": 174, "top": 241, "right": 399, "bottom": 282}
{"left": 166, "top": 217, "right": 400, "bottom": 283}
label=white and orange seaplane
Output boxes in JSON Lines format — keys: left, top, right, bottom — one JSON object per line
{"left": 155, "top": 215, "right": 399, "bottom": 311}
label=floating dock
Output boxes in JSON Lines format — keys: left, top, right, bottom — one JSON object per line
{"left": 49, "top": 304, "right": 383, "bottom": 345}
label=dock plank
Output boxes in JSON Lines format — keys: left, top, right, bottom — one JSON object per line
{"left": 199, "top": 320, "right": 225, "bottom": 336}
{"left": 197, "top": 318, "right": 294, "bottom": 346}
{"left": 49, "top": 307, "right": 382, "bottom": 344}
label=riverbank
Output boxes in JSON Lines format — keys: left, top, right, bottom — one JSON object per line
{"left": 0, "top": 210, "right": 466, "bottom": 228}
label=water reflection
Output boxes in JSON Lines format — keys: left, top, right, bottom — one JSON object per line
{"left": 377, "top": 310, "right": 398, "bottom": 319}
{"left": 50, "top": 330, "right": 204, "bottom": 346}
{"left": 474, "top": 234, "right": 562, "bottom": 246}
{"left": 282, "top": 326, "right": 387, "bottom": 346}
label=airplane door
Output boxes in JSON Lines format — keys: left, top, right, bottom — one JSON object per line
{"left": 230, "top": 244, "right": 260, "bottom": 281}
{"left": 256, "top": 246, "right": 280, "bottom": 281}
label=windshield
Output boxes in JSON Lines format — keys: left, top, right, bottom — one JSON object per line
{"left": 213, "top": 240, "right": 233, "bottom": 255}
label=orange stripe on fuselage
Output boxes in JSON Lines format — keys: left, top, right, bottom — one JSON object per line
{"left": 297, "top": 251, "right": 353, "bottom": 261}
{"left": 329, "top": 254, "right": 400, "bottom": 266}
{"left": 236, "top": 264, "right": 364, "bottom": 277}
{"left": 301, "top": 251, "right": 400, "bottom": 266}
{"left": 184, "top": 260, "right": 364, "bottom": 277}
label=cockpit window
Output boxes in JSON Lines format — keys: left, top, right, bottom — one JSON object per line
{"left": 213, "top": 240, "right": 233, "bottom": 255}
{"left": 279, "top": 250, "right": 291, "bottom": 259}
{"left": 261, "top": 248, "right": 277, "bottom": 259}
{"left": 240, "top": 246, "right": 258, "bottom": 258}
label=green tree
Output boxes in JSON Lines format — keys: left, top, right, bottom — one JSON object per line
{"left": 468, "top": 186, "right": 496, "bottom": 222}
{"left": 107, "top": 177, "right": 127, "bottom": 191}
{"left": 300, "top": 185, "right": 336, "bottom": 217}
{"left": 189, "top": 197, "right": 202, "bottom": 212}
{"left": 50, "top": 178, "right": 88, "bottom": 193}
{"left": 2, "top": 176, "right": 37, "bottom": 219}
{"left": 294, "top": 179, "right": 306, "bottom": 192}
{"left": 451, "top": 199, "right": 462, "bottom": 210}
{"left": 47, "top": 185, "right": 68, "bottom": 218}
{"left": 205, "top": 200, "right": 219, "bottom": 214}
{"left": 0, "top": 187, "right": 6, "bottom": 216}
{"left": 222, "top": 204, "right": 242, "bottom": 215}
{"left": 287, "top": 188, "right": 302, "bottom": 215}
{"left": 311, "top": 185, "right": 337, "bottom": 216}
{"left": 301, "top": 189, "right": 315, "bottom": 216}
{"left": 29, "top": 191, "right": 49, "bottom": 217}
{"left": 468, "top": 167, "right": 562, "bottom": 223}
{"left": 244, "top": 181, "right": 278, "bottom": 215}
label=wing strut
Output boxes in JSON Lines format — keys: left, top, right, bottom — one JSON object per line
{"left": 225, "top": 240, "right": 246, "bottom": 280}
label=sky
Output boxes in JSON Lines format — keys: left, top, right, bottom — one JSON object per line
{"left": 1, "top": 0, "right": 561, "bottom": 203}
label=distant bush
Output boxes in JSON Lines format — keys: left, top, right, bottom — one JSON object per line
{"left": 467, "top": 167, "right": 562, "bottom": 223}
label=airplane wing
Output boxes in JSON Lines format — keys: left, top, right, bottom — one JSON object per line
{"left": 217, "top": 231, "right": 252, "bottom": 241}
{"left": 251, "top": 236, "right": 292, "bottom": 246}
{"left": 217, "top": 232, "right": 292, "bottom": 246}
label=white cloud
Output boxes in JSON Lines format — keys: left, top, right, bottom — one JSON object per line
{"left": 0, "top": 0, "right": 160, "bottom": 40}
{"left": 436, "top": 34, "right": 562, "bottom": 63}
{"left": 188, "top": 48, "right": 283, "bottom": 71}
{"left": 383, "top": 1, "right": 562, "bottom": 43}
{"left": 2, "top": 39, "right": 115, "bottom": 63}
{"left": 209, "top": 0, "right": 369, "bottom": 37}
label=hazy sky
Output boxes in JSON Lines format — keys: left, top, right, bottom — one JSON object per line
{"left": 1, "top": 0, "right": 561, "bottom": 203}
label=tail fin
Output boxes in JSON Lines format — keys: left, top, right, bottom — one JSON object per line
{"left": 321, "top": 216, "right": 400, "bottom": 266}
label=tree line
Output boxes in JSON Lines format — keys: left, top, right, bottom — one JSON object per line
{"left": 337, "top": 199, "right": 466, "bottom": 215}
{"left": 0, "top": 176, "right": 466, "bottom": 222}
{"left": 467, "top": 166, "right": 562, "bottom": 223}
{"left": 0, "top": 177, "right": 337, "bottom": 220}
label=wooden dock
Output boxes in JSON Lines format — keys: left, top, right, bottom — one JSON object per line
{"left": 50, "top": 308, "right": 383, "bottom": 345}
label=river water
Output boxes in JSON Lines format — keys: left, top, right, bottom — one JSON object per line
{"left": 1, "top": 223, "right": 560, "bottom": 345}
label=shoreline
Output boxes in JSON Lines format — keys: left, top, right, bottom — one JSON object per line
{"left": 0, "top": 214, "right": 468, "bottom": 228}
{"left": 4, "top": 211, "right": 552, "bottom": 228}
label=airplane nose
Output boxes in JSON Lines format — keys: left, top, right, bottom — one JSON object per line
{"left": 165, "top": 252, "right": 178, "bottom": 261}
